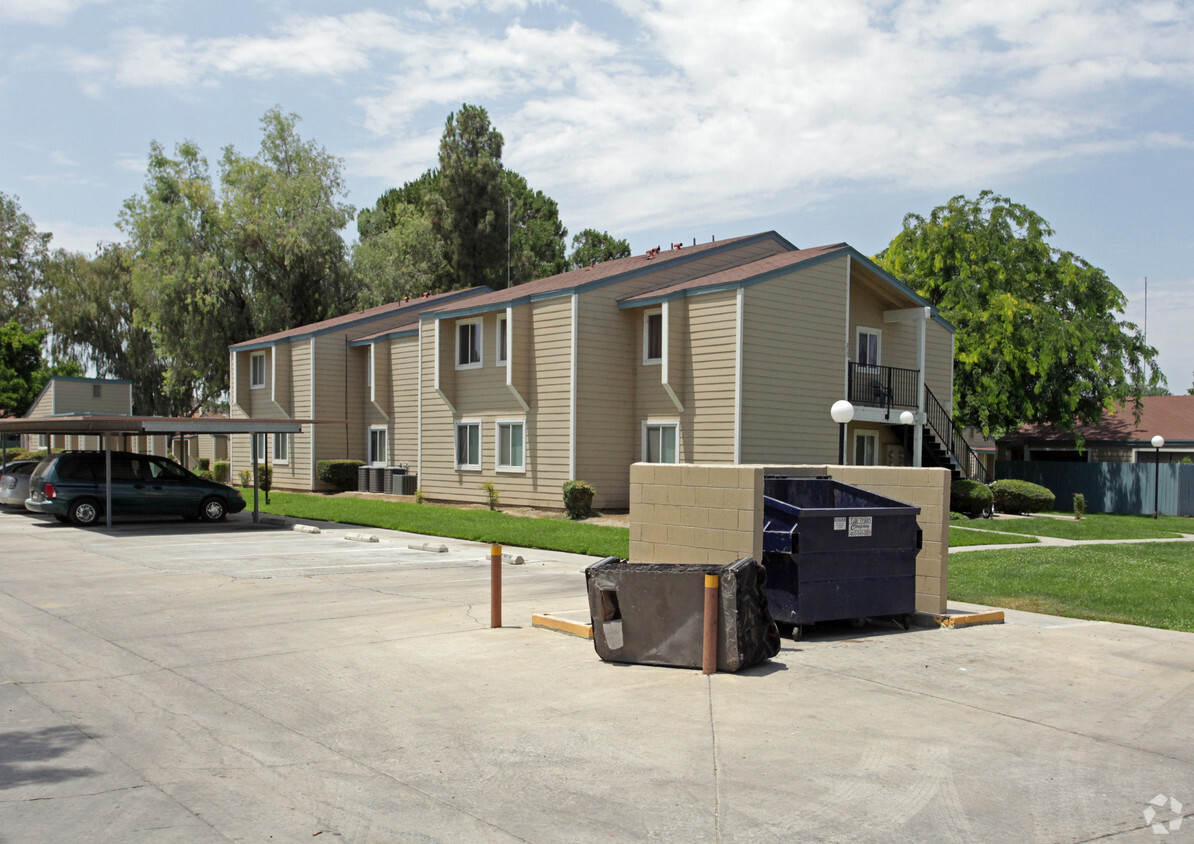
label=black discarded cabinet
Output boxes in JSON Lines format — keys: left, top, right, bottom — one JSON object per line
{"left": 585, "top": 557, "right": 780, "bottom": 671}
{"left": 762, "top": 476, "right": 921, "bottom": 638}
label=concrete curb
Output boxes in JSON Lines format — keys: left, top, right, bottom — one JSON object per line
{"left": 293, "top": 524, "right": 321, "bottom": 534}
{"left": 345, "top": 532, "right": 379, "bottom": 543}
{"left": 915, "top": 609, "right": 1005, "bottom": 629}
{"left": 532, "top": 612, "right": 594, "bottom": 639}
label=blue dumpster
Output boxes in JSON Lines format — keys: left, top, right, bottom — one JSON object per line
{"left": 762, "top": 476, "right": 921, "bottom": 638}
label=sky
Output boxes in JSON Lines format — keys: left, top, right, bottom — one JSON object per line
{"left": 1, "top": 0, "right": 1192, "bottom": 392}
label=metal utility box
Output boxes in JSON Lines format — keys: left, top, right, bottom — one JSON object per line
{"left": 762, "top": 476, "right": 921, "bottom": 637}
{"left": 585, "top": 556, "right": 779, "bottom": 672}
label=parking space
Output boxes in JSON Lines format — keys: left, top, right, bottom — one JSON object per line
{"left": 3, "top": 507, "right": 1193, "bottom": 842}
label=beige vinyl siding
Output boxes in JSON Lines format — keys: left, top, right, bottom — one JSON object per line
{"left": 575, "top": 287, "right": 638, "bottom": 508}
{"left": 272, "top": 343, "right": 292, "bottom": 414}
{"left": 232, "top": 350, "right": 251, "bottom": 415}
{"left": 48, "top": 380, "right": 132, "bottom": 416}
{"left": 683, "top": 292, "right": 738, "bottom": 461}
{"left": 923, "top": 322, "right": 955, "bottom": 412}
{"left": 390, "top": 336, "right": 419, "bottom": 470}
{"left": 314, "top": 333, "right": 361, "bottom": 472}
{"left": 290, "top": 340, "right": 312, "bottom": 486}
{"left": 26, "top": 387, "right": 53, "bottom": 418}
{"left": 739, "top": 261, "right": 848, "bottom": 463}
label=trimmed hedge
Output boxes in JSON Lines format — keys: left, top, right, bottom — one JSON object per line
{"left": 950, "top": 479, "right": 993, "bottom": 518}
{"left": 213, "top": 460, "right": 231, "bottom": 484}
{"left": 317, "top": 459, "right": 364, "bottom": 491}
{"left": 196, "top": 457, "right": 211, "bottom": 471}
{"left": 991, "top": 479, "right": 1055, "bottom": 515}
{"left": 563, "top": 480, "right": 596, "bottom": 519}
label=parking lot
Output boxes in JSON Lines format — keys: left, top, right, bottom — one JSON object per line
{"left": 2, "top": 506, "right": 1193, "bottom": 842}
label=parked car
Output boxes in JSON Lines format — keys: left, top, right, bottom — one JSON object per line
{"left": 25, "top": 451, "right": 246, "bottom": 526}
{"left": 1, "top": 459, "right": 40, "bottom": 508}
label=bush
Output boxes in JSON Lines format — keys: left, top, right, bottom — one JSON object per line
{"left": 950, "top": 479, "right": 993, "bottom": 519}
{"left": 237, "top": 465, "right": 272, "bottom": 489}
{"left": 1073, "top": 492, "right": 1086, "bottom": 520}
{"left": 317, "top": 459, "right": 364, "bottom": 491}
{"left": 213, "top": 460, "right": 230, "bottom": 484}
{"left": 480, "top": 481, "right": 499, "bottom": 510}
{"left": 991, "top": 479, "right": 1055, "bottom": 515}
{"left": 563, "top": 480, "right": 596, "bottom": 519}
{"left": 238, "top": 468, "right": 253, "bottom": 488}
{"left": 414, "top": 489, "right": 426, "bottom": 505}
{"left": 193, "top": 469, "right": 215, "bottom": 481}
{"left": 196, "top": 457, "right": 211, "bottom": 471}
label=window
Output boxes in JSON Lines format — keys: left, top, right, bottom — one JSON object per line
{"left": 643, "top": 309, "right": 663, "bottom": 364}
{"left": 369, "top": 427, "right": 387, "bottom": 466}
{"left": 853, "top": 431, "right": 878, "bottom": 466}
{"left": 457, "top": 319, "right": 482, "bottom": 369}
{"left": 497, "top": 316, "right": 508, "bottom": 365}
{"left": 643, "top": 421, "right": 678, "bottom": 463}
{"left": 250, "top": 352, "right": 267, "bottom": 388}
{"left": 856, "top": 328, "right": 881, "bottom": 366}
{"left": 496, "top": 420, "right": 525, "bottom": 472}
{"left": 37, "top": 434, "right": 48, "bottom": 448}
{"left": 253, "top": 432, "right": 268, "bottom": 461}
{"left": 92, "top": 384, "right": 102, "bottom": 398}
{"left": 455, "top": 420, "right": 481, "bottom": 470}
{"left": 273, "top": 433, "right": 289, "bottom": 464}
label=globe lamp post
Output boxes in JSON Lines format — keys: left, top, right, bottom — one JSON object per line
{"left": 1151, "top": 435, "right": 1165, "bottom": 519}
{"left": 831, "top": 400, "right": 854, "bottom": 465}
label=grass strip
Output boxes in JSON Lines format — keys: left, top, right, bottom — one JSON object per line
{"left": 949, "top": 527, "right": 1039, "bottom": 547}
{"left": 951, "top": 513, "right": 1190, "bottom": 541}
{"left": 244, "top": 490, "right": 629, "bottom": 558}
{"left": 950, "top": 542, "right": 1194, "bottom": 632}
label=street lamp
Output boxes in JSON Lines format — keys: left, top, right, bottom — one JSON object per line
{"left": 1151, "top": 435, "right": 1165, "bottom": 519}
{"left": 831, "top": 400, "right": 854, "bottom": 465}
{"left": 899, "top": 410, "right": 915, "bottom": 426}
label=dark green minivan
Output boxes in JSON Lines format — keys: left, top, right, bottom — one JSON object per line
{"left": 25, "top": 451, "right": 246, "bottom": 526}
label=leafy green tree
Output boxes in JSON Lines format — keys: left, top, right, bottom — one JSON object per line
{"left": 504, "top": 170, "right": 567, "bottom": 285}
{"left": 568, "top": 228, "right": 631, "bottom": 269}
{"left": 352, "top": 204, "right": 449, "bottom": 308}
{"left": 876, "top": 191, "right": 1159, "bottom": 436}
{"left": 1, "top": 192, "right": 51, "bottom": 328}
{"left": 0, "top": 319, "right": 82, "bottom": 416}
{"left": 357, "top": 171, "right": 440, "bottom": 239}
{"left": 429, "top": 105, "right": 507, "bottom": 289}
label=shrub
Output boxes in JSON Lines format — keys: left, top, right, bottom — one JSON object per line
{"left": 1183, "top": 457, "right": 1192, "bottom": 465}
{"left": 949, "top": 511, "right": 968, "bottom": 521}
{"left": 238, "top": 468, "right": 253, "bottom": 488}
{"left": 480, "top": 481, "right": 499, "bottom": 510}
{"left": 213, "top": 460, "right": 231, "bottom": 483}
{"left": 414, "top": 489, "right": 426, "bottom": 505}
{"left": 563, "top": 480, "right": 596, "bottom": 519}
{"left": 193, "top": 469, "right": 215, "bottom": 481}
{"left": 1072, "top": 492, "right": 1086, "bottom": 520}
{"left": 196, "top": 457, "right": 211, "bottom": 471}
{"left": 950, "top": 479, "right": 993, "bottom": 519}
{"left": 317, "top": 459, "right": 364, "bottom": 491}
{"left": 991, "top": 479, "right": 1055, "bottom": 515}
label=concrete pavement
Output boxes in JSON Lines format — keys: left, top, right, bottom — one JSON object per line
{"left": 2, "top": 507, "right": 1193, "bottom": 842}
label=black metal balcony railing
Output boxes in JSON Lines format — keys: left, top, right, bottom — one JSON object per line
{"left": 924, "top": 385, "right": 992, "bottom": 484}
{"left": 847, "top": 363, "right": 919, "bottom": 413}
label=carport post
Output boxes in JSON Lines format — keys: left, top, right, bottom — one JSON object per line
{"left": 105, "top": 435, "right": 113, "bottom": 529}
{"left": 250, "top": 434, "right": 259, "bottom": 523}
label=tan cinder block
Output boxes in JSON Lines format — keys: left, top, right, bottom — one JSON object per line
{"left": 737, "top": 509, "right": 756, "bottom": 532}
{"left": 629, "top": 522, "right": 642, "bottom": 542}
{"left": 630, "top": 540, "right": 654, "bottom": 561}
{"left": 654, "top": 464, "right": 684, "bottom": 486}
{"left": 916, "top": 592, "right": 942, "bottom": 614}
{"left": 668, "top": 484, "right": 696, "bottom": 506}
{"left": 629, "top": 483, "right": 643, "bottom": 505}
{"left": 667, "top": 525, "right": 696, "bottom": 547}
{"left": 642, "top": 485, "right": 669, "bottom": 505}
{"left": 693, "top": 486, "right": 724, "bottom": 508}
{"left": 685, "top": 465, "right": 710, "bottom": 487}
{"left": 682, "top": 506, "right": 711, "bottom": 528}
{"left": 707, "top": 507, "right": 739, "bottom": 531}
{"left": 631, "top": 463, "right": 655, "bottom": 486}
{"left": 706, "top": 464, "right": 744, "bottom": 489}
{"left": 642, "top": 523, "right": 669, "bottom": 544}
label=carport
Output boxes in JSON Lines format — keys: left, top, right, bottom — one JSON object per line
{"left": 0, "top": 416, "right": 304, "bottom": 527}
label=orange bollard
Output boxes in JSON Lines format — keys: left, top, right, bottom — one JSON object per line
{"left": 702, "top": 574, "right": 719, "bottom": 674}
{"left": 490, "top": 543, "right": 502, "bottom": 628}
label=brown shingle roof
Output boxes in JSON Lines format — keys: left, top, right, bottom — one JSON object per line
{"left": 1001, "top": 396, "right": 1194, "bottom": 446}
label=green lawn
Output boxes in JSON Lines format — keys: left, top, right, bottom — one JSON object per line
{"left": 950, "top": 513, "right": 1192, "bottom": 541}
{"left": 948, "top": 527, "right": 1038, "bottom": 547}
{"left": 950, "top": 542, "right": 1194, "bottom": 632}
{"left": 243, "top": 490, "right": 629, "bottom": 558}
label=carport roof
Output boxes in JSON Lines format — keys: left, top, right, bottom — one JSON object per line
{"left": 0, "top": 416, "right": 314, "bottom": 435}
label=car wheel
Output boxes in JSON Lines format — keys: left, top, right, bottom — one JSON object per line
{"left": 69, "top": 498, "right": 101, "bottom": 527}
{"left": 200, "top": 496, "right": 227, "bottom": 522}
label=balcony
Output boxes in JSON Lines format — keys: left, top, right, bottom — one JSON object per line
{"left": 846, "top": 362, "right": 919, "bottom": 414}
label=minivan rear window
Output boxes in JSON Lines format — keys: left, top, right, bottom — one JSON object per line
{"left": 56, "top": 458, "right": 97, "bottom": 481}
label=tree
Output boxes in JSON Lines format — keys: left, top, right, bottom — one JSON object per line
{"left": 568, "top": 229, "right": 631, "bottom": 269}
{"left": 357, "top": 171, "right": 440, "bottom": 239}
{"left": 505, "top": 170, "right": 567, "bottom": 285}
{"left": 0, "top": 319, "right": 82, "bottom": 416}
{"left": 352, "top": 204, "right": 449, "bottom": 308}
{"left": 876, "top": 191, "right": 1159, "bottom": 436}
{"left": 1, "top": 192, "right": 51, "bottom": 328}
{"left": 429, "top": 105, "right": 507, "bottom": 289}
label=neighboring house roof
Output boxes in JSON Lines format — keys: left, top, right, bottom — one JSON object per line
{"left": 229, "top": 287, "right": 491, "bottom": 350}
{"left": 618, "top": 243, "right": 953, "bottom": 332}
{"left": 426, "top": 232, "right": 796, "bottom": 320}
{"left": 1000, "top": 396, "right": 1194, "bottom": 447}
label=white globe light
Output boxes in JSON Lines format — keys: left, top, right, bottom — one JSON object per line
{"left": 1151, "top": 435, "right": 1165, "bottom": 449}
{"left": 830, "top": 400, "right": 855, "bottom": 424}
{"left": 899, "top": 410, "right": 915, "bottom": 426}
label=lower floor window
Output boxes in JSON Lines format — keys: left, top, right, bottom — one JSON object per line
{"left": 253, "top": 432, "right": 268, "bottom": 461}
{"left": 853, "top": 430, "right": 878, "bottom": 466}
{"left": 496, "top": 420, "right": 525, "bottom": 471}
{"left": 643, "top": 422, "right": 678, "bottom": 463}
{"left": 369, "top": 427, "right": 387, "bottom": 465}
{"left": 273, "top": 433, "right": 289, "bottom": 463}
{"left": 455, "top": 420, "right": 481, "bottom": 470}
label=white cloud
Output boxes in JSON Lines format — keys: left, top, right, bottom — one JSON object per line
{"left": 44, "top": 219, "right": 120, "bottom": 254}
{"left": 0, "top": 0, "right": 105, "bottom": 25}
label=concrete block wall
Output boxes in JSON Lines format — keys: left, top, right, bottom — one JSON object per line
{"left": 628, "top": 463, "right": 951, "bottom": 614}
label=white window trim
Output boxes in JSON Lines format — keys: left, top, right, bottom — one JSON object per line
{"left": 456, "top": 319, "right": 483, "bottom": 370}
{"left": 366, "top": 345, "right": 375, "bottom": 400}
{"left": 496, "top": 315, "right": 508, "bottom": 366}
{"left": 853, "top": 430, "right": 879, "bottom": 466}
{"left": 273, "top": 433, "right": 290, "bottom": 465}
{"left": 643, "top": 308, "right": 663, "bottom": 365}
{"left": 856, "top": 326, "right": 881, "bottom": 366}
{"left": 495, "top": 418, "right": 526, "bottom": 474}
{"left": 368, "top": 425, "right": 388, "bottom": 467}
{"left": 250, "top": 351, "right": 267, "bottom": 389}
{"left": 642, "top": 419, "right": 680, "bottom": 464}
{"left": 253, "top": 432, "right": 269, "bottom": 462}
{"left": 455, "top": 419, "right": 482, "bottom": 471}
{"left": 1132, "top": 447, "right": 1194, "bottom": 463}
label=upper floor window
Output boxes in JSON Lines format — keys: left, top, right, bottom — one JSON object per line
{"left": 856, "top": 328, "right": 881, "bottom": 366}
{"left": 250, "top": 352, "right": 267, "bottom": 388}
{"left": 644, "top": 309, "right": 663, "bottom": 364}
{"left": 497, "top": 316, "right": 508, "bottom": 366}
{"left": 457, "top": 319, "right": 482, "bottom": 369}
{"left": 92, "top": 384, "right": 102, "bottom": 398}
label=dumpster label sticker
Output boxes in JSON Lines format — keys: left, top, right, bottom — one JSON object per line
{"left": 834, "top": 517, "right": 847, "bottom": 531}
{"left": 848, "top": 516, "right": 873, "bottom": 537}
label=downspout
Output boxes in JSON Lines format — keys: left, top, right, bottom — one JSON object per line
{"left": 661, "top": 299, "right": 684, "bottom": 413}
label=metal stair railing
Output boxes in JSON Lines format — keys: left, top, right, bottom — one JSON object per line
{"left": 923, "top": 385, "right": 991, "bottom": 484}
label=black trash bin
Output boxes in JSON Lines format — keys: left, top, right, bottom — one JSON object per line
{"left": 585, "top": 556, "right": 780, "bottom": 672}
{"left": 762, "top": 475, "right": 921, "bottom": 637}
